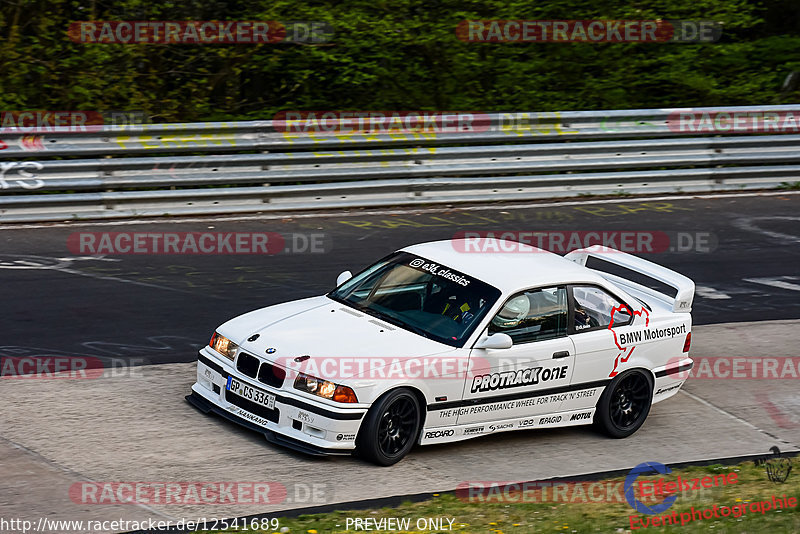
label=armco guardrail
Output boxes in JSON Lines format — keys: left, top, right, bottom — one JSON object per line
{"left": 1, "top": 105, "right": 799, "bottom": 222}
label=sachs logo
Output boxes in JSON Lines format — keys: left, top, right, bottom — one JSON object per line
{"left": 425, "top": 429, "right": 455, "bottom": 439}
{"left": 489, "top": 423, "right": 514, "bottom": 432}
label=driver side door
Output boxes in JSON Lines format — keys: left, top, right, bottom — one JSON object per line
{"left": 458, "top": 286, "right": 576, "bottom": 426}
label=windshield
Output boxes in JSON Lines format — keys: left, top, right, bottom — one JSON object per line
{"left": 328, "top": 251, "right": 501, "bottom": 347}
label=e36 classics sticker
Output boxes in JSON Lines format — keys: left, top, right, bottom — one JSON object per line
{"left": 408, "top": 258, "right": 471, "bottom": 287}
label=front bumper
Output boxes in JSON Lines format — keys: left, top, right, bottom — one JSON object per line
{"left": 188, "top": 348, "right": 367, "bottom": 456}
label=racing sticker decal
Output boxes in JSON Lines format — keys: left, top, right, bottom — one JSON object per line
{"left": 607, "top": 303, "right": 649, "bottom": 378}
{"left": 538, "top": 415, "right": 562, "bottom": 425}
{"left": 471, "top": 365, "right": 568, "bottom": 393}
{"left": 425, "top": 429, "right": 455, "bottom": 439}
{"left": 296, "top": 411, "right": 314, "bottom": 424}
{"left": 487, "top": 422, "right": 514, "bottom": 432}
{"left": 408, "top": 258, "right": 471, "bottom": 287}
{"left": 518, "top": 418, "right": 537, "bottom": 428}
{"left": 617, "top": 324, "right": 687, "bottom": 345}
{"left": 233, "top": 407, "right": 271, "bottom": 427}
{"left": 655, "top": 383, "right": 682, "bottom": 396}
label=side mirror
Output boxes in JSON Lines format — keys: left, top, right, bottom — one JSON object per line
{"left": 336, "top": 270, "right": 353, "bottom": 286}
{"left": 474, "top": 333, "right": 513, "bottom": 350}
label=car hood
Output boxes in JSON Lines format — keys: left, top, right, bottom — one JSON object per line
{"left": 218, "top": 296, "right": 458, "bottom": 380}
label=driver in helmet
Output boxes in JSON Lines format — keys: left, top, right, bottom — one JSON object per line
{"left": 491, "top": 294, "right": 531, "bottom": 330}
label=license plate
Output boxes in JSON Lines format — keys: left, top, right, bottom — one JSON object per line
{"left": 226, "top": 376, "right": 276, "bottom": 410}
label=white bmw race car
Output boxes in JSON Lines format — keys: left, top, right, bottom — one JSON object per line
{"left": 187, "top": 239, "right": 694, "bottom": 465}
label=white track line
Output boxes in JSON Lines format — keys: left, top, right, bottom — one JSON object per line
{"left": 0, "top": 434, "right": 176, "bottom": 522}
{"left": 744, "top": 276, "right": 800, "bottom": 292}
{"left": 679, "top": 389, "right": 799, "bottom": 450}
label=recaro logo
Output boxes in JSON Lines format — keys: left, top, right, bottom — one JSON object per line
{"left": 425, "top": 430, "right": 455, "bottom": 439}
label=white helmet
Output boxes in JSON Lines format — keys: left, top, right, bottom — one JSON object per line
{"left": 491, "top": 295, "right": 530, "bottom": 329}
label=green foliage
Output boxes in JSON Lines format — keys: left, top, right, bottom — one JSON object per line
{"left": 0, "top": 0, "right": 798, "bottom": 120}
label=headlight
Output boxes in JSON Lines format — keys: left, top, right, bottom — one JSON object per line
{"left": 294, "top": 373, "right": 358, "bottom": 403}
{"left": 209, "top": 332, "right": 238, "bottom": 360}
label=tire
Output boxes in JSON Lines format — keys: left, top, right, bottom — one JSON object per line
{"left": 356, "top": 388, "right": 421, "bottom": 466}
{"left": 594, "top": 369, "right": 653, "bottom": 438}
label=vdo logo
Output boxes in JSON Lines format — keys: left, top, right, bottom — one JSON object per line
{"left": 425, "top": 429, "right": 455, "bottom": 439}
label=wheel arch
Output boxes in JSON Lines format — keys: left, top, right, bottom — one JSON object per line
{"left": 356, "top": 384, "right": 429, "bottom": 440}
{"left": 596, "top": 366, "right": 656, "bottom": 409}
{"left": 616, "top": 366, "right": 656, "bottom": 389}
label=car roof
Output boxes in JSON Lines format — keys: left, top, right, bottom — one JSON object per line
{"left": 400, "top": 238, "right": 605, "bottom": 294}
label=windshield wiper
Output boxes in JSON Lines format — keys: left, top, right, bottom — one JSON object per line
{"left": 330, "top": 295, "right": 435, "bottom": 341}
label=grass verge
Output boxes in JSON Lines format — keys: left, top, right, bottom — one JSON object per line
{"left": 210, "top": 457, "right": 799, "bottom": 534}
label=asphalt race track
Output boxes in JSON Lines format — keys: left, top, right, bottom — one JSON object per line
{"left": 3, "top": 192, "right": 800, "bottom": 367}
{"left": 1, "top": 192, "right": 799, "bottom": 529}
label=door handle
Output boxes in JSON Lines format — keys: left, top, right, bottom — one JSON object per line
{"left": 552, "top": 351, "right": 570, "bottom": 359}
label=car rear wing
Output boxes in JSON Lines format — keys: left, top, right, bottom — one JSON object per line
{"left": 564, "top": 245, "right": 695, "bottom": 313}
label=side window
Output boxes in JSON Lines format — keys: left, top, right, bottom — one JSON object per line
{"left": 488, "top": 287, "right": 567, "bottom": 344}
{"left": 571, "top": 286, "right": 631, "bottom": 332}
